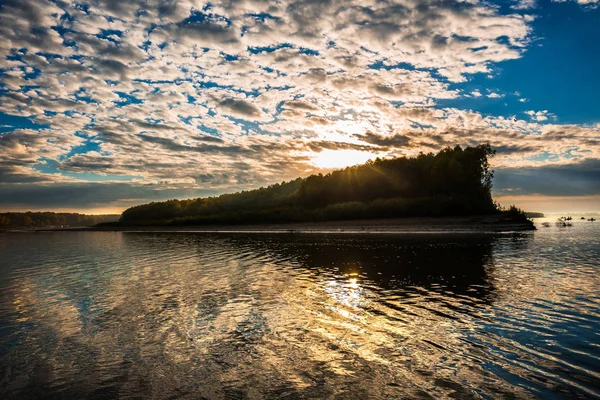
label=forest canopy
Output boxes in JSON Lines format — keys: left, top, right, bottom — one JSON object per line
{"left": 0, "top": 212, "right": 119, "bottom": 228}
{"left": 119, "top": 145, "right": 505, "bottom": 226}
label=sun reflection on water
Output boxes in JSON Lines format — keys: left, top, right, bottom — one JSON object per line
{"left": 0, "top": 231, "right": 598, "bottom": 399}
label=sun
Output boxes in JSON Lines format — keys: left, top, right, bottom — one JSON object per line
{"left": 310, "top": 149, "right": 377, "bottom": 169}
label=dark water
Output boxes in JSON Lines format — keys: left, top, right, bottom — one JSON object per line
{"left": 0, "top": 222, "right": 599, "bottom": 399}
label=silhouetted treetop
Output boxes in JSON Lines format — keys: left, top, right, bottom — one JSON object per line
{"left": 120, "top": 144, "right": 498, "bottom": 226}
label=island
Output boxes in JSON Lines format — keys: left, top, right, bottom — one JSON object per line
{"left": 0, "top": 212, "right": 119, "bottom": 230}
{"left": 90, "top": 145, "right": 534, "bottom": 233}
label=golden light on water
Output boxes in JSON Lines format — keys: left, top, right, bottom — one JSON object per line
{"left": 324, "top": 276, "right": 364, "bottom": 309}
{"left": 3, "top": 232, "right": 600, "bottom": 398}
{"left": 309, "top": 149, "right": 376, "bottom": 169}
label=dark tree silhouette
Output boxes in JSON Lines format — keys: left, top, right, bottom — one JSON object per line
{"left": 119, "top": 145, "right": 504, "bottom": 226}
{"left": 0, "top": 212, "right": 120, "bottom": 228}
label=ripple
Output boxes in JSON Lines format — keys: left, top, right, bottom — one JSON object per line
{"left": 0, "top": 229, "right": 599, "bottom": 399}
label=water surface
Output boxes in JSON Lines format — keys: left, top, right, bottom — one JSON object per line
{"left": 0, "top": 220, "right": 599, "bottom": 399}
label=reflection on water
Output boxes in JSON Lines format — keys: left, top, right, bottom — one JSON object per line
{"left": 0, "top": 228, "right": 599, "bottom": 399}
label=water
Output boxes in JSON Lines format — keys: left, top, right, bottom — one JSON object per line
{"left": 0, "top": 220, "right": 598, "bottom": 399}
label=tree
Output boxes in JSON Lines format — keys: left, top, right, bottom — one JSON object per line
{"left": 119, "top": 145, "right": 500, "bottom": 226}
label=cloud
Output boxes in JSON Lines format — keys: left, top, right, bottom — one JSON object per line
{"left": 304, "top": 140, "right": 380, "bottom": 153}
{"left": 196, "top": 135, "right": 224, "bottom": 143}
{"left": 553, "top": 0, "right": 599, "bottom": 5}
{"left": 0, "top": 0, "right": 597, "bottom": 209}
{"left": 216, "top": 97, "right": 268, "bottom": 120}
{"left": 153, "top": 12, "right": 241, "bottom": 51}
{"left": 282, "top": 100, "right": 319, "bottom": 112}
{"left": 525, "top": 110, "right": 556, "bottom": 121}
{"left": 137, "top": 133, "right": 248, "bottom": 155}
{"left": 353, "top": 132, "right": 411, "bottom": 148}
{"left": 494, "top": 158, "right": 600, "bottom": 196}
{"left": 0, "top": 181, "right": 220, "bottom": 209}
{"left": 512, "top": 0, "right": 537, "bottom": 10}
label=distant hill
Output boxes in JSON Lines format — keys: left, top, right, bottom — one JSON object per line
{"left": 0, "top": 212, "right": 120, "bottom": 228}
{"left": 118, "top": 145, "right": 524, "bottom": 227}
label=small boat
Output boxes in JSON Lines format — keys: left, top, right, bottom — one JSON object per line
{"left": 581, "top": 217, "right": 586, "bottom": 220}
{"left": 588, "top": 218, "right": 596, "bottom": 222}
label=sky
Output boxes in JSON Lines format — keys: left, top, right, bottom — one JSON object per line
{"left": 0, "top": 0, "right": 599, "bottom": 214}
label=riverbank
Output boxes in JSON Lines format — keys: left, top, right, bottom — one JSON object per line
{"left": 25, "top": 214, "right": 535, "bottom": 233}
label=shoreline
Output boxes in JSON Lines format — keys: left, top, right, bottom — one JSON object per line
{"left": 19, "top": 215, "right": 535, "bottom": 234}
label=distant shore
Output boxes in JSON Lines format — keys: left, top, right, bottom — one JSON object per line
{"left": 23, "top": 215, "right": 536, "bottom": 233}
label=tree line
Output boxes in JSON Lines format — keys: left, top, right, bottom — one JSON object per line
{"left": 0, "top": 212, "right": 120, "bottom": 228}
{"left": 119, "top": 145, "right": 509, "bottom": 226}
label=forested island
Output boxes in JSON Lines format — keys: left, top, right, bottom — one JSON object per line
{"left": 0, "top": 212, "right": 119, "bottom": 229}
{"left": 109, "top": 145, "right": 533, "bottom": 230}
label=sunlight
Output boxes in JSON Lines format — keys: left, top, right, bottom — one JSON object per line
{"left": 323, "top": 276, "right": 365, "bottom": 310}
{"left": 310, "top": 149, "right": 376, "bottom": 169}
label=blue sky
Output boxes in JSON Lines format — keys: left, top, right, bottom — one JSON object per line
{"left": 441, "top": 0, "right": 600, "bottom": 125}
{"left": 0, "top": 0, "right": 599, "bottom": 213}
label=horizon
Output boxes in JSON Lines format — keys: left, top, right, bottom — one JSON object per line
{"left": 1, "top": 189, "right": 598, "bottom": 216}
{"left": 1, "top": 0, "right": 599, "bottom": 213}
{"left": 1, "top": 150, "right": 598, "bottom": 215}
{"left": 2, "top": 205, "right": 599, "bottom": 216}
{"left": 0, "top": 151, "right": 599, "bottom": 215}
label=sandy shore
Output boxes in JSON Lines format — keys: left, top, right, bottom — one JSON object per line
{"left": 27, "top": 215, "right": 535, "bottom": 233}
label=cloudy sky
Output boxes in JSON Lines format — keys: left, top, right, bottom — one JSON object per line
{"left": 0, "top": 0, "right": 598, "bottom": 214}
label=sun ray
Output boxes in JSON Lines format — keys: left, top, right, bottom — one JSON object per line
{"left": 309, "top": 149, "right": 377, "bottom": 169}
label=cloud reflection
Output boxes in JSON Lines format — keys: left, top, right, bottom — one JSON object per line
{"left": 1, "top": 231, "right": 599, "bottom": 398}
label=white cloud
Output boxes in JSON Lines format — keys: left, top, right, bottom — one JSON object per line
{"left": 553, "top": 0, "right": 599, "bottom": 5}
{"left": 512, "top": 0, "right": 537, "bottom": 10}
{"left": 0, "top": 0, "right": 597, "bottom": 207}
{"left": 525, "top": 110, "right": 556, "bottom": 121}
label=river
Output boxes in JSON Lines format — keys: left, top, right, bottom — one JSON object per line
{"left": 0, "top": 219, "right": 598, "bottom": 399}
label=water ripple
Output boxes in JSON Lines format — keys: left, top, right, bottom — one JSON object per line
{"left": 0, "top": 225, "right": 599, "bottom": 399}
